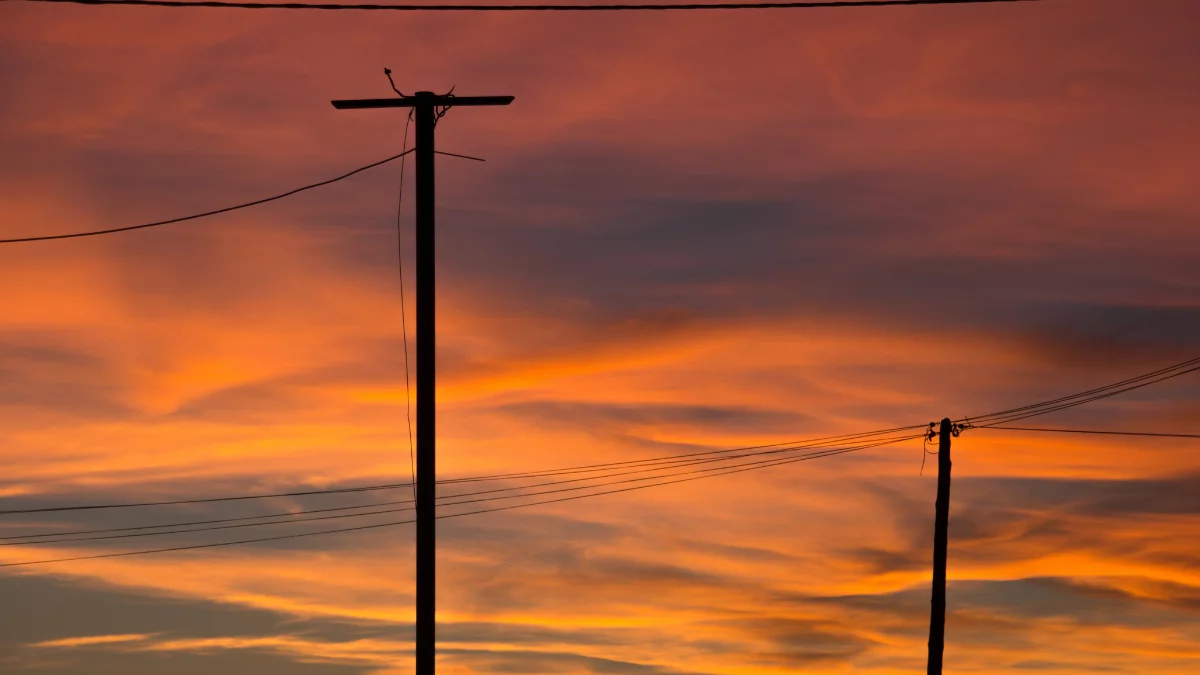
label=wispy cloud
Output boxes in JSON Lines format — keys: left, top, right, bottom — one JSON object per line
{"left": 31, "top": 633, "right": 154, "bottom": 649}
{"left": 2, "top": 0, "right": 1200, "bottom": 674}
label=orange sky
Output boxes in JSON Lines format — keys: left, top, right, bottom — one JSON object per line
{"left": 1, "top": 1, "right": 1199, "bottom": 674}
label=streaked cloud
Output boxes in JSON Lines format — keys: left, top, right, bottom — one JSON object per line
{"left": 2, "top": 0, "right": 1199, "bottom": 674}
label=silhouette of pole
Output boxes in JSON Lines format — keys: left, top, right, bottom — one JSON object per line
{"left": 332, "top": 90, "right": 513, "bottom": 675}
{"left": 926, "top": 417, "right": 953, "bottom": 675}
{"left": 413, "top": 93, "right": 438, "bottom": 675}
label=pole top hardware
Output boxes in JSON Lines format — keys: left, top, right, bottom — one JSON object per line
{"left": 332, "top": 95, "right": 514, "bottom": 109}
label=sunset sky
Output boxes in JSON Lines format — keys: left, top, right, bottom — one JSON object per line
{"left": 1, "top": 0, "right": 1199, "bottom": 673}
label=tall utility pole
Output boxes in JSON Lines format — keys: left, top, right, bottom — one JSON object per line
{"left": 926, "top": 417, "right": 954, "bottom": 675}
{"left": 331, "top": 90, "right": 514, "bottom": 675}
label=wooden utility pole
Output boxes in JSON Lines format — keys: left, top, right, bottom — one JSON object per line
{"left": 926, "top": 417, "right": 953, "bottom": 675}
{"left": 331, "top": 90, "right": 513, "bottom": 675}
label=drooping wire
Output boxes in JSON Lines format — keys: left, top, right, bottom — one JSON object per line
{"left": 8, "top": 0, "right": 1039, "bottom": 12}
{"left": 4, "top": 356, "right": 1194, "bottom": 517}
{"left": 7, "top": 353, "right": 1197, "bottom": 517}
{"left": 976, "top": 426, "right": 1200, "bottom": 440}
{"left": 0, "top": 430, "right": 924, "bottom": 544}
{"left": 919, "top": 422, "right": 937, "bottom": 476}
{"left": 0, "top": 498, "right": 415, "bottom": 542}
{"left": 0, "top": 148, "right": 485, "bottom": 244}
{"left": 0, "top": 151, "right": 412, "bottom": 244}
{"left": 0, "top": 433, "right": 922, "bottom": 567}
{"left": 436, "top": 423, "right": 930, "bottom": 484}
{"left": 0, "top": 482, "right": 417, "bottom": 516}
{"left": 8, "top": 352, "right": 1197, "bottom": 559}
{"left": 958, "top": 356, "right": 1200, "bottom": 427}
{"left": 0, "top": 425, "right": 926, "bottom": 516}
{"left": 959, "top": 359, "right": 1200, "bottom": 430}
{"left": 396, "top": 109, "right": 418, "bottom": 502}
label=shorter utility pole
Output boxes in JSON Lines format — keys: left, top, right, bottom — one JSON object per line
{"left": 926, "top": 417, "right": 954, "bottom": 675}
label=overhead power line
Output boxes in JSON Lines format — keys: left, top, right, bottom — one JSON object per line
{"left": 0, "top": 149, "right": 482, "bottom": 244}
{"left": 0, "top": 425, "right": 925, "bottom": 516}
{"left": 395, "top": 110, "right": 418, "bottom": 504}
{"left": 979, "top": 426, "right": 1200, "bottom": 440}
{"left": 9, "top": 0, "right": 1037, "bottom": 12}
{"left": 956, "top": 356, "right": 1200, "bottom": 430}
{"left": 4, "top": 355, "right": 1198, "bottom": 566}
{"left": 0, "top": 151, "right": 407, "bottom": 244}
{"left": 0, "top": 432, "right": 924, "bottom": 547}
{"left": 0, "top": 436, "right": 896, "bottom": 540}
{"left": 0, "top": 434, "right": 918, "bottom": 567}
{"left": 4, "top": 358, "right": 1197, "bottom": 518}
{"left": 0, "top": 481, "right": 416, "bottom": 515}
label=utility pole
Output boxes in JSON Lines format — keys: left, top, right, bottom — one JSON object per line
{"left": 331, "top": 89, "right": 513, "bottom": 675}
{"left": 926, "top": 417, "right": 954, "bottom": 675}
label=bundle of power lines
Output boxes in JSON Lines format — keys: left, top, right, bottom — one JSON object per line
{"left": 2, "top": 356, "right": 1197, "bottom": 568}
{"left": 0, "top": 0, "right": 1189, "bottom": 569}
{"left": 4, "top": 0, "right": 1035, "bottom": 13}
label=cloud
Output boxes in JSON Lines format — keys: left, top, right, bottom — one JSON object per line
{"left": 31, "top": 633, "right": 153, "bottom": 649}
{"left": 4, "top": 1, "right": 1200, "bottom": 674}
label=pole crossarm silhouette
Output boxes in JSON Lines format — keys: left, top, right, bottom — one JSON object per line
{"left": 332, "top": 96, "right": 515, "bottom": 108}
{"left": 332, "top": 88, "right": 513, "bottom": 675}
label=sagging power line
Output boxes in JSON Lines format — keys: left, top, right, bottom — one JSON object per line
{"left": 8, "top": 0, "right": 1037, "bottom": 13}
{"left": 3, "top": 356, "right": 1197, "bottom": 567}
{"left": 0, "top": 425, "right": 927, "bottom": 515}
{"left": 0, "top": 431, "right": 925, "bottom": 546}
{"left": 979, "top": 426, "right": 1200, "bottom": 439}
{"left": 0, "top": 149, "right": 481, "bottom": 244}
{"left": 0, "top": 434, "right": 919, "bottom": 567}
{"left": 955, "top": 356, "right": 1200, "bottom": 431}
{"left": 7, "top": 356, "right": 1195, "bottom": 519}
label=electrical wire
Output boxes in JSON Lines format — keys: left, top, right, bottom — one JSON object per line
{"left": 6, "top": 356, "right": 1197, "bottom": 518}
{"left": 9, "top": 0, "right": 1038, "bottom": 12}
{"left": 0, "top": 149, "right": 484, "bottom": 244}
{"left": 0, "top": 424, "right": 924, "bottom": 516}
{"left": 0, "top": 151, "right": 411, "bottom": 244}
{"left": 959, "top": 356, "right": 1200, "bottom": 423}
{"left": 0, "top": 503, "right": 417, "bottom": 547}
{"left": 0, "top": 433, "right": 920, "bottom": 567}
{"left": 1, "top": 431, "right": 922, "bottom": 544}
{"left": 7, "top": 355, "right": 1197, "bottom": 563}
{"left": 0, "top": 499, "right": 413, "bottom": 542}
{"left": 0, "top": 482, "right": 416, "bottom": 516}
{"left": 437, "top": 423, "right": 930, "bottom": 484}
{"left": 396, "top": 111, "right": 418, "bottom": 502}
{"left": 965, "top": 366, "right": 1200, "bottom": 429}
{"left": 976, "top": 426, "right": 1200, "bottom": 440}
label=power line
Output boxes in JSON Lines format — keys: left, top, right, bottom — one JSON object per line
{"left": 438, "top": 423, "right": 929, "bottom": 484}
{"left": 0, "top": 514, "right": 413, "bottom": 568}
{"left": 958, "top": 357, "right": 1200, "bottom": 429}
{"left": 0, "top": 482, "right": 415, "bottom": 516}
{"left": 6, "top": 355, "right": 1198, "bottom": 564}
{"left": 0, "top": 434, "right": 918, "bottom": 567}
{"left": 0, "top": 503, "right": 416, "bottom": 547}
{"left": 1, "top": 433, "right": 923, "bottom": 546}
{"left": 0, "top": 499, "right": 413, "bottom": 542}
{"left": 978, "top": 426, "right": 1200, "bottom": 440}
{"left": 0, "top": 425, "right": 923, "bottom": 516}
{"left": 0, "top": 149, "right": 484, "bottom": 244}
{"left": 9, "top": 0, "right": 1037, "bottom": 12}
{"left": 6, "top": 357, "right": 1198, "bottom": 518}
{"left": 960, "top": 356, "right": 1200, "bottom": 423}
{"left": 396, "top": 112, "right": 418, "bottom": 503}
{"left": 0, "top": 151, "right": 409, "bottom": 244}
{"left": 0, "top": 431, "right": 923, "bottom": 542}
{"left": 970, "top": 366, "right": 1200, "bottom": 429}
